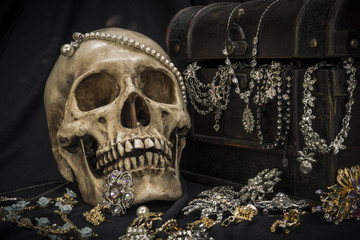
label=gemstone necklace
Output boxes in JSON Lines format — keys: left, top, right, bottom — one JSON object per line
{"left": 297, "top": 58, "right": 357, "bottom": 174}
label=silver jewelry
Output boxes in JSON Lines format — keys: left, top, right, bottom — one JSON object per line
{"left": 238, "top": 168, "right": 282, "bottom": 204}
{"left": 255, "top": 192, "right": 309, "bottom": 215}
{"left": 254, "top": 62, "right": 292, "bottom": 150}
{"left": 182, "top": 185, "right": 241, "bottom": 223}
{"left": 183, "top": 62, "right": 241, "bottom": 131}
{"left": 297, "top": 58, "right": 357, "bottom": 174}
{"left": 61, "top": 31, "right": 187, "bottom": 104}
{"left": 182, "top": 168, "right": 281, "bottom": 223}
{"left": 101, "top": 170, "right": 135, "bottom": 216}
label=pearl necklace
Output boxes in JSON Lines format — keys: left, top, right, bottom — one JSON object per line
{"left": 297, "top": 58, "right": 357, "bottom": 174}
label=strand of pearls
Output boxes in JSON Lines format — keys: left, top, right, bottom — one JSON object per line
{"left": 60, "top": 32, "right": 187, "bottom": 104}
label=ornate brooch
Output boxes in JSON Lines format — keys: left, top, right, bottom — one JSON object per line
{"left": 313, "top": 165, "right": 360, "bottom": 224}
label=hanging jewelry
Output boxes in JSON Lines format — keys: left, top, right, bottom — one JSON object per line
{"left": 183, "top": 62, "right": 237, "bottom": 131}
{"left": 297, "top": 58, "right": 357, "bottom": 174}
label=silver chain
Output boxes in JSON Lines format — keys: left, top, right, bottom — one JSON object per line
{"left": 0, "top": 180, "right": 70, "bottom": 202}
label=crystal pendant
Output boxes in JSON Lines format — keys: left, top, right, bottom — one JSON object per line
{"left": 300, "top": 160, "right": 313, "bottom": 174}
{"left": 214, "top": 124, "right": 220, "bottom": 132}
{"left": 242, "top": 105, "right": 255, "bottom": 133}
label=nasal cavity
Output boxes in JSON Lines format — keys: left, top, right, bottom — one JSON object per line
{"left": 121, "top": 93, "right": 150, "bottom": 128}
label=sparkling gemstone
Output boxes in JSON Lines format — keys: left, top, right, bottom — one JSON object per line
{"left": 225, "top": 58, "right": 231, "bottom": 65}
{"left": 117, "top": 176, "right": 130, "bottom": 186}
{"left": 111, "top": 205, "right": 123, "bottom": 216}
{"left": 315, "top": 189, "right": 324, "bottom": 196}
{"left": 123, "top": 193, "right": 133, "bottom": 203}
{"left": 214, "top": 124, "right": 220, "bottom": 131}
{"left": 313, "top": 206, "right": 323, "bottom": 213}
{"left": 232, "top": 77, "right": 238, "bottom": 84}
{"left": 300, "top": 161, "right": 313, "bottom": 174}
{"left": 251, "top": 59, "right": 257, "bottom": 68}
{"left": 110, "top": 188, "right": 119, "bottom": 199}
{"left": 102, "top": 199, "right": 111, "bottom": 209}
{"left": 110, "top": 170, "right": 121, "bottom": 180}
{"left": 283, "top": 94, "right": 290, "bottom": 100}
{"left": 252, "top": 48, "right": 257, "bottom": 56}
{"left": 222, "top": 48, "right": 228, "bottom": 56}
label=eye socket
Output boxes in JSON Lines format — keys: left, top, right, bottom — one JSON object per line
{"left": 75, "top": 72, "right": 119, "bottom": 111}
{"left": 140, "top": 70, "right": 176, "bottom": 104}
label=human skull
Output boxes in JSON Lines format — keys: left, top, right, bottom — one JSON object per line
{"left": 44, "top": 28, "right": 190, "bottom": 206}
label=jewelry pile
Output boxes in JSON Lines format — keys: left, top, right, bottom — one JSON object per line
{"left": 182, "top": 168, "right": 304, "bottom": 224}
{"left": 312, "top": 165, "right": 360, "bottom": 224}
{"left": 118, "top": 206, "right": 215, "bottom": 240}
{"left": 0, "top": 188, "right": 97, "bottom": 239}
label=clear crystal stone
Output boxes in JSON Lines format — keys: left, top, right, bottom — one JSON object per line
{"left": 300, "top": 161, "right": 312, "bottom": 174}
{"left": 111, "top": 205, "right": 123, "bottom": 216}
{"left": 252, "top": 48, "right": 257, "bottom": 56}
{"left": 110, "top": 188, "right": 119, "bottom": 199}
{"left": 123, "top": 193, "right": 133, "bottom": 203}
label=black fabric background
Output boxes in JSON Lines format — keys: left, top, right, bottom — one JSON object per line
{"left": 0, "top": 0, "right": 359, "bottom": 239}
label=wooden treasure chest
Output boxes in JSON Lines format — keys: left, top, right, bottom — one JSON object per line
{"left": 166, "top": 0, "right": 360, "bottom": 200}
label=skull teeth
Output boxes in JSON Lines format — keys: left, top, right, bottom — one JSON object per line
{"left": 96, "top": 137, "right": 174, "bottom": 176}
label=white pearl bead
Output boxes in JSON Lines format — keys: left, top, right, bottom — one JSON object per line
{"left": 90, "top": 32, "right": 95, "bottom": 38}
{"left": 100, "top": 33, "right": 106, "bottom": 39}
{"left": 145, "top": 47, "right": 151, "bottom": 53}
{"left": 60, "top": 44, "right": 74, "bottom": 57}
{"left": 136, "top": 206, "right": 149, "bottom": 217}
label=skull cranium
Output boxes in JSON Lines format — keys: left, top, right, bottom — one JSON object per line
{"left": 44, "top": 28, "right": 190, "bottom": 206}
